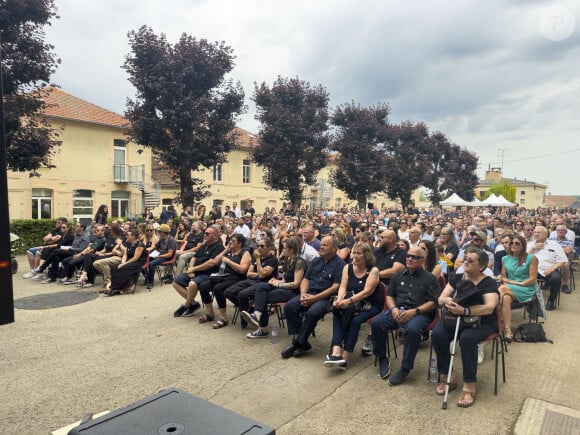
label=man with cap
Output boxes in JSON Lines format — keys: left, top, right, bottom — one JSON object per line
{"left": 454, "top": 228, "right": 494, "bottom": 271}
{"left": 146, "top": 223, "right": 178, "bottom": 288}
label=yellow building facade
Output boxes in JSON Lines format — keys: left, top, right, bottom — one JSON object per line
{"left": 476, "top": 168, "right": 546, "bottom": 209}
{"left": 7, "top": 88, "right": 157, "bottom": 224}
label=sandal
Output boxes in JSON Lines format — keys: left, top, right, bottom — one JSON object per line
{"left": 106, "top": 288, "right": 121, "bottom": 297}
{"left": 82, "top": 282, "right": 94, "bottom": 288}
{"left": 212, "top": 318, "right": 229, "bottom": 329}
{"left": 120, "top": 284, "right": 136, "bottom": 295}
{"left": 436, "top": 376, "right": 458, "bottom": 396}
{"left": 457, "top": 390, "right": 476, "bottom": 408}
{"left": 505, "top": 330, "right": 513, "bottom": 343}
{"left": 198, "top": 313, "right": 215, "bottom": 324}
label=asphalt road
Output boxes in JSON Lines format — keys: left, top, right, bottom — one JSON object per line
{"left": 2, "top": 256, "right": 579, "bottom": 434}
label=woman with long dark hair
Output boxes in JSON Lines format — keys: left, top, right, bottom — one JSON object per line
{"left": 419, "top": 240, "right": 442, "bottom": 278}
{"left": 94, "top": 205, "right": 109, "bottom": 224}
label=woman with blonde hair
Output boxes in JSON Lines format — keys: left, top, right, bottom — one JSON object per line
{"left": 325, "top": 242, "right": 382, "bottom": 369}
{"left": 333, "top": 227, "right": 351, "bottom": 261}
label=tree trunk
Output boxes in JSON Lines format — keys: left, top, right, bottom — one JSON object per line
{"left": 179, "top": 167, "right": 195, "bottom": 209}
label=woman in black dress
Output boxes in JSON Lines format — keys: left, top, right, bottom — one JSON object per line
{"left": 107, "top": 228, "right": 147, "bottom": 296}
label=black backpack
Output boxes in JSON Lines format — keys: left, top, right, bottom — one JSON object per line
{"left": 513, "top": 323, "right": 553, "bottom": 343}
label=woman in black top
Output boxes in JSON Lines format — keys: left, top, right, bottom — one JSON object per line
{"left": 325, "top": 242, "right": 382, "bottom": 369}
{"left": 107, "top": 228, "right": 147, "bottom": 295}
{"left": 243, "top": 237, "right": 307, "bottom": 338}
{"left": 432, "top": 247, "right": 499, "bottom": 408}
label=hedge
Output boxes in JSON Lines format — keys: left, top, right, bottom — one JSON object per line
{"left": 10, "top": 219, "right": 58, "bottom": 255}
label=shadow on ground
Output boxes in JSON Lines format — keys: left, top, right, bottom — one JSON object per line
{"left": 14, "top": 290, "right": 98, "bottom": 310}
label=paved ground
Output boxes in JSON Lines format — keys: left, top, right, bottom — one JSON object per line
{"left": 2, "top": 255, "right": 580, "bottom": 434}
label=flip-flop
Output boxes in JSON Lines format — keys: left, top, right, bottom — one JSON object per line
{"left": 457, "top": 390, "right": 476, "bottom": 408}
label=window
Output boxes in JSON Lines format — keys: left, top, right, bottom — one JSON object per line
{"left": 213, "top": 163, "right": 222, "bottom": 182}
{"left": 114, "top": 139, "right": 127, "bottom": 182}
{"left": 111, "top": 191, "right": 130, "bottom": 217}
{"left": 162, "top": 198, "right": 173, "bottom": 211}
{"left": 242, "top": 159, "right": 250, "bottom": 184}
{"left": 520, "top": 199, "right": 525, "bottom": 205}
{"left": 32, "top": 188, "right": 52, "bottom": 219}
{"left": 73, "top": 190, "right": 94, "bottom": 226}
{"left": 520, "top": 190, "right": 525, "bottom": 195}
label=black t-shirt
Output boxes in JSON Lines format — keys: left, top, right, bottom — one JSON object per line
{"left": 184, "top": 231, "right": 204, "bottom": 251}
{"left": 346, "top": 264, "right": 383, "bottom": 308}
{"left": 374, "top": 246, "right": 407, "bottom": 285}
{"left": 451, "top": 275, "right": 499, "bottom": 328}
{"left": 251, "top": 254, "right": 279, "bottom": 282}
{"left": 225, "top": 248, "right": 249, "bottom": 279}
{"left": 194, "top": 240, "right": 225, "bottom": 274}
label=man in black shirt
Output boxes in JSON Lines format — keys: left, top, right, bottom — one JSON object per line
{"left": 175, "top": 221, "right": 204, "bottom": 275}
{"left": 281, "top": 236, "right": 346, "bottom": 358}
{"left": 173, "top": 225, "right": 224, "bottom": 317}
{"left": 371, "top": 246, "right": 440, "bottom": 385}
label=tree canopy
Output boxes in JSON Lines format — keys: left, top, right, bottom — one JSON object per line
{"left": 252, "top": 76, "right": 329, "bottom": 209}
{"left": 1, "top": 0, "right": 61, "bottom": 174}
{"left": 123, "top": 25, "right": 245, "bottom": 207}
{"left": 481, "top": 180, "right": 516, "bottom": 203}
{"left": 329, "top": 101, "right": 390, "bottom": 209}
{"left": 422, "top": 131, "right": 479, "bottom": 204}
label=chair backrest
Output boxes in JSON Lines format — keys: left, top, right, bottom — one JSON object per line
{"left": 438, "top": 275, "right": 446, "bottom": 290}
{"left": 378, "top": 282, "right": 388, "bottom": 310}
{"left": 142, "top": 256, "right": 150, "bottom": 270}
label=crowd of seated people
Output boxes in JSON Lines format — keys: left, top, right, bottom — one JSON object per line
{"left": 19, "top": 202, "right": 579, "bottom": 406}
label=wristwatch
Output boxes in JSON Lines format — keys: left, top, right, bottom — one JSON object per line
{"left": 415, "top": 308, "right": 422, "bottom": 315}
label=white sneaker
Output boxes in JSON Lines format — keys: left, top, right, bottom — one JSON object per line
{"left": 23, "top": 270, "right": 36, "bottom": 279}
{"left": 361, "top": 334, "right": 373, "bottom": 355}
{"left": 477, "top": 344, "right": 484, "bottom": 364}
{"left": 30, "top": 273, "right": 43, "bottom": 281}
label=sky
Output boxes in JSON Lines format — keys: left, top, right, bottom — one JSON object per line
{"left": 44, "top": 0, "right": 580, "bottom": 195}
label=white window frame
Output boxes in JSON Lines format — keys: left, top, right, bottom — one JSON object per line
{"left": 242, "top": 159, "right": 250, "bottom": 184}
{"left": 73, "top": 189, "right": 94, "bottom": 226}
{"left": 213, "top": 163, "right": 222, "bottom": 182}
{"left": 32, "top": 188, "right": 53, "bottom": 219}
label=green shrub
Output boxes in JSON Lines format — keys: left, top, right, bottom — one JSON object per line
{"left": 10, "top": 219, "right": 57, "bottom": 255}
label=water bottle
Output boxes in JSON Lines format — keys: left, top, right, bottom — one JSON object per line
{"left": 219, "top": 259, "right": 226, "bottom": 274}
{"left": 271, "top": 323, "right": 279, "bottom": 344}
{"left": 429, "top": 357, "right": 438, "bottom": 383}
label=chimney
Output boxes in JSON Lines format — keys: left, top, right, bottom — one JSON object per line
{"left": 485, "top": 167, "right": 502, "bottom": 183}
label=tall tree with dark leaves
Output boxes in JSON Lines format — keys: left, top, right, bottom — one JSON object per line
{"left": 252, "top": 76, "right": 329, "bottom": 209}
{"left": 442, "top": 146, "right": 479, "bottom": 201}
{"left": 421, "top": 130, "right": 480, "bottom": 204}
{"left": 329, "top": 101, "right": 390, "bottom": 209}
{"left": 1, "top": 0, "right": 61, "bottom": 174}
{"left": 383, "top": 121, "right": 431, "bottom": 211}
{"left": 123, "top": 26, "right": 245, "bottom": 207}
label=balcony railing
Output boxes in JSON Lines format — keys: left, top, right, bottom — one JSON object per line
{"left": 113, "top": 164, "right": 145, "bottom": 184}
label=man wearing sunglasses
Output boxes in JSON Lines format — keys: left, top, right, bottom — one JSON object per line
{"left": 370, "top": 246, "right": 440, "bottom": 385}
{"left": 173, "top": 226, "right": 224, "bottom": 317}
{"left": 455, "top": 229, "right": 493, "bottom": 271}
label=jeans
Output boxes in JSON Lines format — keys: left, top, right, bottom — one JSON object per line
{"left": 284, "top": 294, "right": 329, "bottom": 346}
{"left": 147, "top": 257, "right": 167, "bottom": 283}
{"left": 371, "top": 311, "right": 432, "bottom": 372}
{"left": 431, "top": 320, "right": 496, "bottom": 383}
{"left": 254, "top": 286, "right": 296, "bottom": 328}
{"left": 332, "top": 306, "right": 380, "bottom": 352}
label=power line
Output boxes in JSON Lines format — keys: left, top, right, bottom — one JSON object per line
{"left": 489, "top": 147, "right": 580, "bottom": 165}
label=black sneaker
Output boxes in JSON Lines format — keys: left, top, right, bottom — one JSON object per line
{"left": 293, "top": 341, "right": 312, "bottom": 357}
{"left": 562, "top": 285, "right": 571, "bottom": 294}
{"left": 388, "top": 369, "right": 409, "bottom": 386}
{"left": 378, "top": 357, "right": 391, "bottom": 379}
{"left": 546, "top": 299, "right": 556, "bottom": 311}
{"left": 174, "top": 305, "right": 187, "bottom": 317}
{"left": 324, "top": 355, "right": 347, "bottom": 369}
{"left": 183, "top": 302, "right": 201, "bottom": 317}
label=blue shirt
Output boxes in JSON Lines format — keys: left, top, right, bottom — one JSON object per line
{"left": 304, "top": 254, "right": 345, "bottom": 294}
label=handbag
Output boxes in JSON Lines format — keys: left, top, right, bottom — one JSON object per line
{"left": 209, "top": 273, "right": 230, "bottom": 284}
{"left": 513, "top": 323, "right": 553, "bottom": 343}
{"left": 441, "top": 275, "right": 482, "bottom": 331}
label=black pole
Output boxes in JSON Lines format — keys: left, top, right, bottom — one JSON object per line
{"left": 0, "top": 30, "right": 15, "bottom": 325}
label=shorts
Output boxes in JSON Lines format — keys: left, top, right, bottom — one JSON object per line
{"left": 173, "top": 273, "right": 210, "bottom": 288}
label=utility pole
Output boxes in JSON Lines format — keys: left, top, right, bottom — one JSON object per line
{"left": 0, "top": 31, "right": 15, "bottom": 324}
{"left": 498, "top": 148, "right": 506, "bottom": 173}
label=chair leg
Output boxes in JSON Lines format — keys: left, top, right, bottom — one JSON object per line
{"left": 494, "top": 337, "right": 499, "bottom": 395}
{"left": 232, "top": 305, "right": 240, "bottom": 325}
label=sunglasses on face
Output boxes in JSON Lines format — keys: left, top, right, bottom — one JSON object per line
{"left": 510, "top": 241, "right": 521, "bottom": 246}
{"left": 463, "top": 258, "right": 476, "bottom": 264}
{"left": 406, "top": 254, "right": 423, "bottom": 260}
{"left": 204, "top": 232, "right": 212, "bottom": 236}
{"left": 258, "top": 244, "right": 267, "bottom": 248}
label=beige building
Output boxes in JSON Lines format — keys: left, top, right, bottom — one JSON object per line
{"left": 155, "top": 130, "right": 405, "bottom": 215}
{"left": 7, "top": 88, "right": 159, "bottom": 224}
{"left": 476, "top": 168, "right": 547, "bottom": 209}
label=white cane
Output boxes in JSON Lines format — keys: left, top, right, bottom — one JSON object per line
{"left": 442, "top": 316, "right": 461, "bottom": 410}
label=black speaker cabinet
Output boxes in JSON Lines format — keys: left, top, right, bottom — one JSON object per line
{"left": 68, "top": 388, "right": 275, "bottom": 435}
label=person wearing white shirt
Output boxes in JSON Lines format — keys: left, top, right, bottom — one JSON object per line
{"left": 233, "top": 217, "right": 250, "bottom": 238}
{"left": 529, "top": 226, "right": 568, "bottom": 311}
